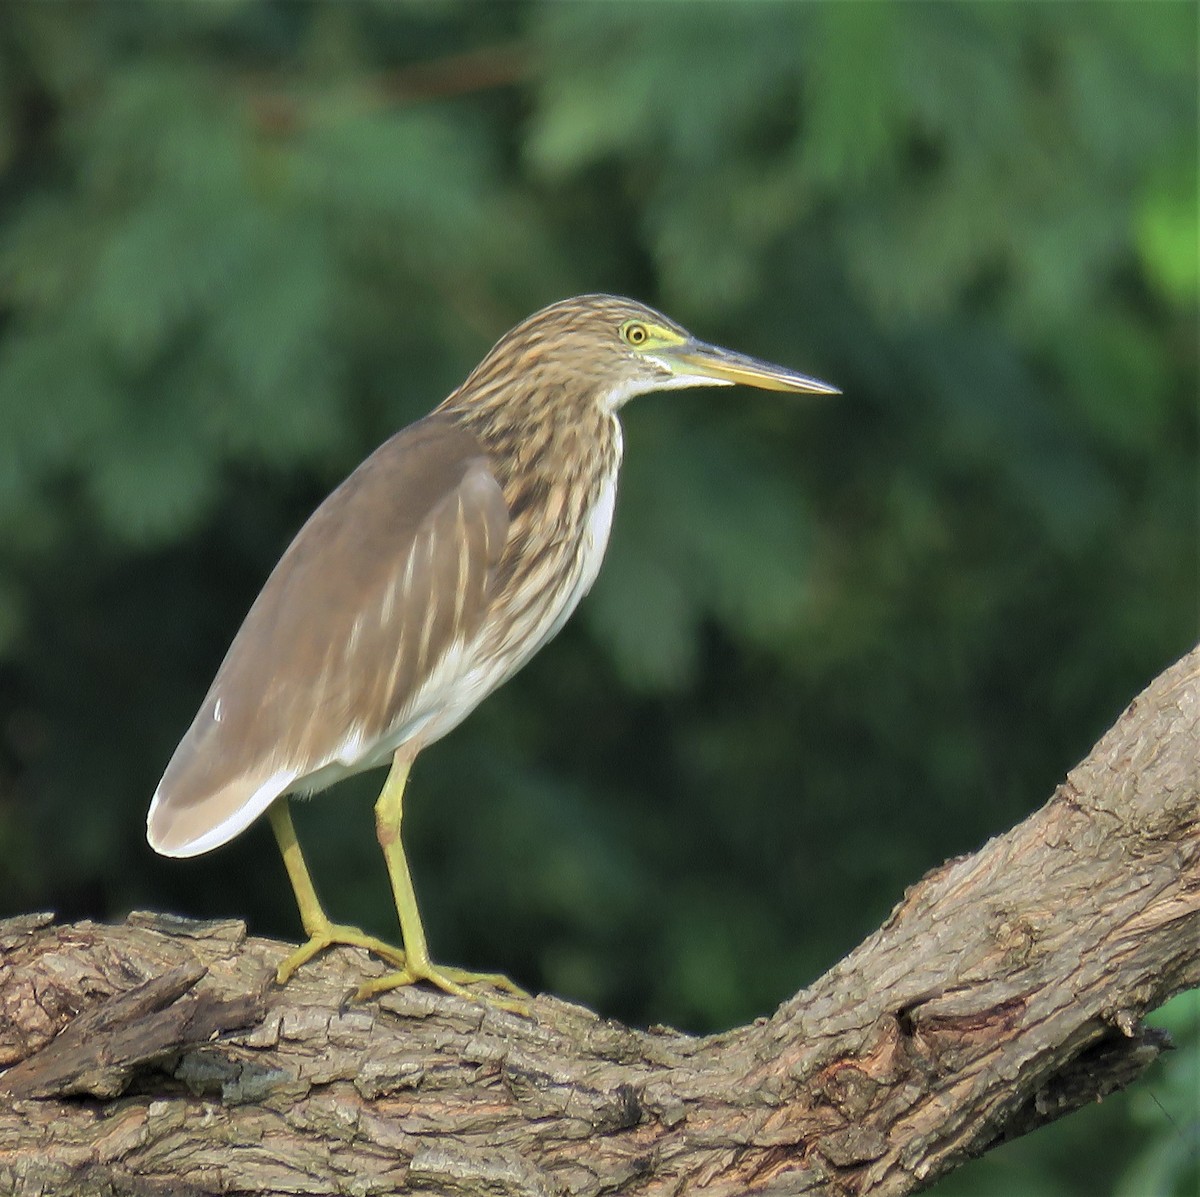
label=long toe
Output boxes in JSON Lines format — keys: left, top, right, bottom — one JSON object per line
{"left": 437, "top": 965, "right": 532, "bottom": 1001}
{"left": 356, "top": 965, "right": 530, "bottom": 1015}
{"left": 276, "top": 923, "right": 408, "bottom": 985}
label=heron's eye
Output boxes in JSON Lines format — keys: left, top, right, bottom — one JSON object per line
{"left": 621, "top": 321, "right": 649, "bottom": 347}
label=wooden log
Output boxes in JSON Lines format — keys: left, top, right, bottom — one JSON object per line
{"left": 1, "top": 648, "right": 1196, "bottom": 1195}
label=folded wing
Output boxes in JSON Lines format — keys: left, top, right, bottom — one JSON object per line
{"left": 147, "top": 414, "right": 509, "bottom": 857}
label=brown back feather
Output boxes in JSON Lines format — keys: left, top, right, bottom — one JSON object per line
{"left": 147, "top": 414, "right": 508, "bottom": 855}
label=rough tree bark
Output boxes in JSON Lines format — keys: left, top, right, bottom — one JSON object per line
{"left": 1, "top": 647, "right": 1197, "bottom": 1196}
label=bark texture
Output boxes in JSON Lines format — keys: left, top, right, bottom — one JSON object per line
{"left": 1, "top": 648, "right": 1197, "bottom": 1196}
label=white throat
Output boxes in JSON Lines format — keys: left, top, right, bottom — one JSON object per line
{"left": 599, "top": 370, "right": 733, "bottom": 414}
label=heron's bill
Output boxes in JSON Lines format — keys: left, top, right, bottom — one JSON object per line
{"left": 667, "top": 341, "right": 840, "bottom": 395}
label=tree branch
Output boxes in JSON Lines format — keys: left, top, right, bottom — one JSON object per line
{"left": 2, "top": 648, "right": 1197, "bottom": 1195}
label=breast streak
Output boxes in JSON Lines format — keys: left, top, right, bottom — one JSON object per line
{"left": 389, "top": 457, "right": 620, "bottom": 759}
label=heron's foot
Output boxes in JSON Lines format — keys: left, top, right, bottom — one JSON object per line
{"left": 276, "top": 922, "right": 408, "bottom": 985}
{"left": 355, "top": 961, "right": 531, "bottom": 1014}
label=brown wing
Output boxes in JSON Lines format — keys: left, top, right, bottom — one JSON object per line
{"left": 147, "top": 413, "right": 509, "bottom": 857}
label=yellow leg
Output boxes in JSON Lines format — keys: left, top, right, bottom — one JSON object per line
{"left": 268, "top": 797, "right": 408, "bottom": 983}
{"left": 353, "top": 753, "right": 531, "bottom": 1013}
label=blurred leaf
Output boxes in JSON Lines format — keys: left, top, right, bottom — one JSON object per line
{"left": 1137, "top": 156, "right": 1200, "bottom": 302}
{"left": 800, "top": 3, "right": 901, "bottom": 187}
{"left": 0, "top": 572, "right": 25, "bottom": 655}
{"left": 1115, "top": 990, "right": 1200, "bottom": 1197}
{"left": 86, "top": 398, "right": 218, "bottom": 544}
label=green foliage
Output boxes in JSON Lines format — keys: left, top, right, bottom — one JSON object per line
{"left": 0, "top": 3, "right": 1195, "bottom": 1193}
{"left": 1116, "top": 991, "right": 1200, "bottom": 1197}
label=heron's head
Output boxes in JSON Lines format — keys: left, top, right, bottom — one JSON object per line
{"left": 452, "top": 294, "right": 839, "bottom": 424}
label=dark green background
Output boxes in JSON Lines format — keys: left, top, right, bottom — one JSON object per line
{"left": 0, "top": 3, "right": 1195, "bottom": 1193}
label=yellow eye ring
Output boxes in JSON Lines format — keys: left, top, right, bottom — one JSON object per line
{"left": 622, "top": 321, "right": 649, "bottom": 347}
